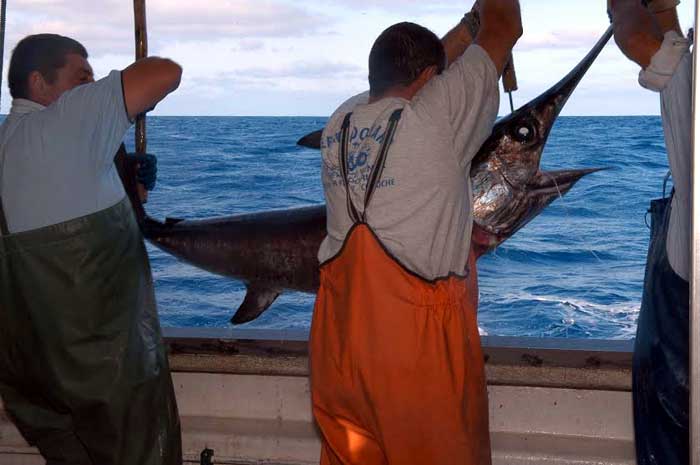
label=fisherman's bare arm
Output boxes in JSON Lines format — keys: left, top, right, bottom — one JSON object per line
{"left": 609, "top": 0, "right": 664, "bottom": 68}
{"left": 610, "top": 0, "right": 683, "bottom": 69}
{"left": 442, "top": 1, "right": 480, "bottom": 66}
{"left": 475, "top": 0, "right": 522, "bottom": 76}
{"left": 121, "top": 57, "right": 182, "bottom": 120}
{"left": 653, "top": 8, "right": 683, "bottom": 35}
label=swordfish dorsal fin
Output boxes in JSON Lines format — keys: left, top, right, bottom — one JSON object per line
{"left": 297, "top": 129, "right": 323, "bottom": 149}
{"left": 230, "top": 285, "right": 282, "bottom": 325}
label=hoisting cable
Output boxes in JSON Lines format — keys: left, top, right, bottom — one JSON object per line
{"left": 503, "top": 53, "right": 518, "bottom": 113}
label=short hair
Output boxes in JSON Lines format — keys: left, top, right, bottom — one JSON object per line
{"left": 368, "top": 22, "right": 446, "bottom": 97}
{"left": 8, "top": 34, "right": 88, "bottom": 99}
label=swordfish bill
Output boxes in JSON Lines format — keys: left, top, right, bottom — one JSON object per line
{"left": 140, "top": 27, "right": 613, "bottom": 325}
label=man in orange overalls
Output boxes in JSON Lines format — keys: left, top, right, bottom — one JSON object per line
{"left": 311, "top": 1, "right": 522, "bottom": 463}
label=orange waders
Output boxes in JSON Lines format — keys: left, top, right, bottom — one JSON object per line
{"left": 310, "top": 110, "right": 491, "bottom": 465}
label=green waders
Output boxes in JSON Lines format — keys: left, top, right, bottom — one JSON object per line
{"left": 0, "top": 197, "right": 182, "bottom": 465}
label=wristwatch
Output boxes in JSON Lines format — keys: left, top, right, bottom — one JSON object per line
{"left": 461, "top": 10, "right": 480, "bottom": 39}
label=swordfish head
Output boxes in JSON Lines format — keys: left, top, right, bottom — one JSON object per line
{"left": 470, "top": 26, "right": 612, "bottom": 257}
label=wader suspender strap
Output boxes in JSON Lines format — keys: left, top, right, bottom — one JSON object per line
{"left": 339, "top": 109, "right": 403, "bottom": 224}
{"left": 361, "top": 109, "right": 403, "bottom": 222}
{"left": 0, "top": 196, "right": 8, "bottom": 236}
{"left": 339, "top": 112, "right": 361, "bottom": 223}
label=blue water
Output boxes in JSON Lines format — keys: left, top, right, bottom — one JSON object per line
{"left": 125, "top": 116, "right": 668, "bottom": 339}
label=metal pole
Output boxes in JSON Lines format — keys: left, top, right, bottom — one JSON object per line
{"left": 134, "top": 0, "right": 148, "bottom": 202}
{"left": 691, "top": 0, "right": 700, "bottom": 462}
{"left": 0, "top": 0, "right": 7, "bottom": 114}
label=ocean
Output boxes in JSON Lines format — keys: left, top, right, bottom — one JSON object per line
{"left": 126, "top": 115, "right": 669, "bottom": 340}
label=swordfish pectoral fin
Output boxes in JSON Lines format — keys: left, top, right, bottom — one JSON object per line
{"left": 230, "top": 284, "right": 283, "bottom": 325}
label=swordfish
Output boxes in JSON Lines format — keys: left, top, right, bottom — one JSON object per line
{"left": 137, "top": 27, "right": 612, "bottom": 324}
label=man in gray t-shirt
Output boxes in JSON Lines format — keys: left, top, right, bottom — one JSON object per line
{"left": 0, "top": 34, "right": 182, "bottom": 464}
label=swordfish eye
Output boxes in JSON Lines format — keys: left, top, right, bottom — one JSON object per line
{"left": 512, "top": 122, "right": 535, "bottom": 144}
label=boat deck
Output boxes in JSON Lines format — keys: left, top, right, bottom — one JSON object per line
{"left": 0, "top": 329, "right": 635, "bottom": 464}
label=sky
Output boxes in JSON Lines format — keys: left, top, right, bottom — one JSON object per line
{"left": 2, "top": 0, "right": 696, "bottom": 116}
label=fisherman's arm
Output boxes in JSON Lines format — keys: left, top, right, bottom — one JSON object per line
{"left": 122, "top": 57, "right": 182, "bottom": 121}
{"left": 651, "top": 3, "right": 683, "bottom": 35}
{"left": 610, "top": 0, "right": 688, "bottom": 92}
{"left": 609, "top": 0, "right": 663, "bottom": 68}
{"left": 120, "top": 57, "right": 181, "bottom": 192}
{"left": 442, "top": 1, "right": 480, "bottom": 66}
{"left": 51, "top": 57, "right": 182, "bottom": 164}
{"left": 413, "top": 0, "right": 520, "bottom": 169}
{"left": 609, "top": 0, "right": 684, "bottom": 69}
{"left": 474, "top": 0, "right": 522, "bottom": 76}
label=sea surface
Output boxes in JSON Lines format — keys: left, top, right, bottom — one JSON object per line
{"left": 124, "top": 115, "right": 670, "bottom": 340}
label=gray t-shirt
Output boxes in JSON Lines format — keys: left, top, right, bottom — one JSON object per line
{"left": 318, "top": 45, "right": 499, "bottom": 280}
{"left": 0, "top": 70, "right": 131, "bottom": 234}
{"left": 640, "top": 31, "right": 692, "bottom": 281}
{"left": 660, "top": 49, "right": 691, "bottom": 281}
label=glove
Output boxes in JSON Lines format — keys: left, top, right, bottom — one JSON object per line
{"left": 133, "top": 153, "right": 158, "bottom": 191}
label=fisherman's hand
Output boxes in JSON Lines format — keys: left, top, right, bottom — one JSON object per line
{"left": 479, "top": 0, "right": 522, "bottom": 40}
{"left": 609, "top": 0, "right": 665, "bottom": 68}
{"left": 134, "top": 153, "right": 158, "bottom": 191}
{"left": 476, "top": 0, "right": 523, "bottom": 74}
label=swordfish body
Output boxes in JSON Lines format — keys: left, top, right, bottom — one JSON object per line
{"left": 141, "top": 28, "right": 613, "bottom": 324}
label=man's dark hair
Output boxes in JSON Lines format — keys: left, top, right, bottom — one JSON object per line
{"left": 368, "top": 22, "right": 446, "bottom": 97}
{"left": 8, "top": 34, "right": 88, "bottom": 99}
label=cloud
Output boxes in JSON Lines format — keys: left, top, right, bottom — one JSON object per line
{"left": 7, "top": 0, "right": 330, "bottom": 57}
{"left": 321, "top": 0, "right": 457, "bottom": 12}
{"left": 148, "top": 0, "right": 330, "bottom": 40}
{"left": 516, "top": 29, "right": 608, "bottom": 52}
{"left": 241, "top": 62, "right": 364, "bottom": 80}
{"left": 232, "top": 39, "right": 266, "bottom": 52}
{"left": 179, "top": 61, "right": 365, "bottom": 97}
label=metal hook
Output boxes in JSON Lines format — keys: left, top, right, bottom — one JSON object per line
{"left": 662, "top": 170, "right": 672, "bottom": 199}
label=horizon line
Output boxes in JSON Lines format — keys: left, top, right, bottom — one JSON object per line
{"left": 121, "top": 114, "right": 664, "bottom": 118}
